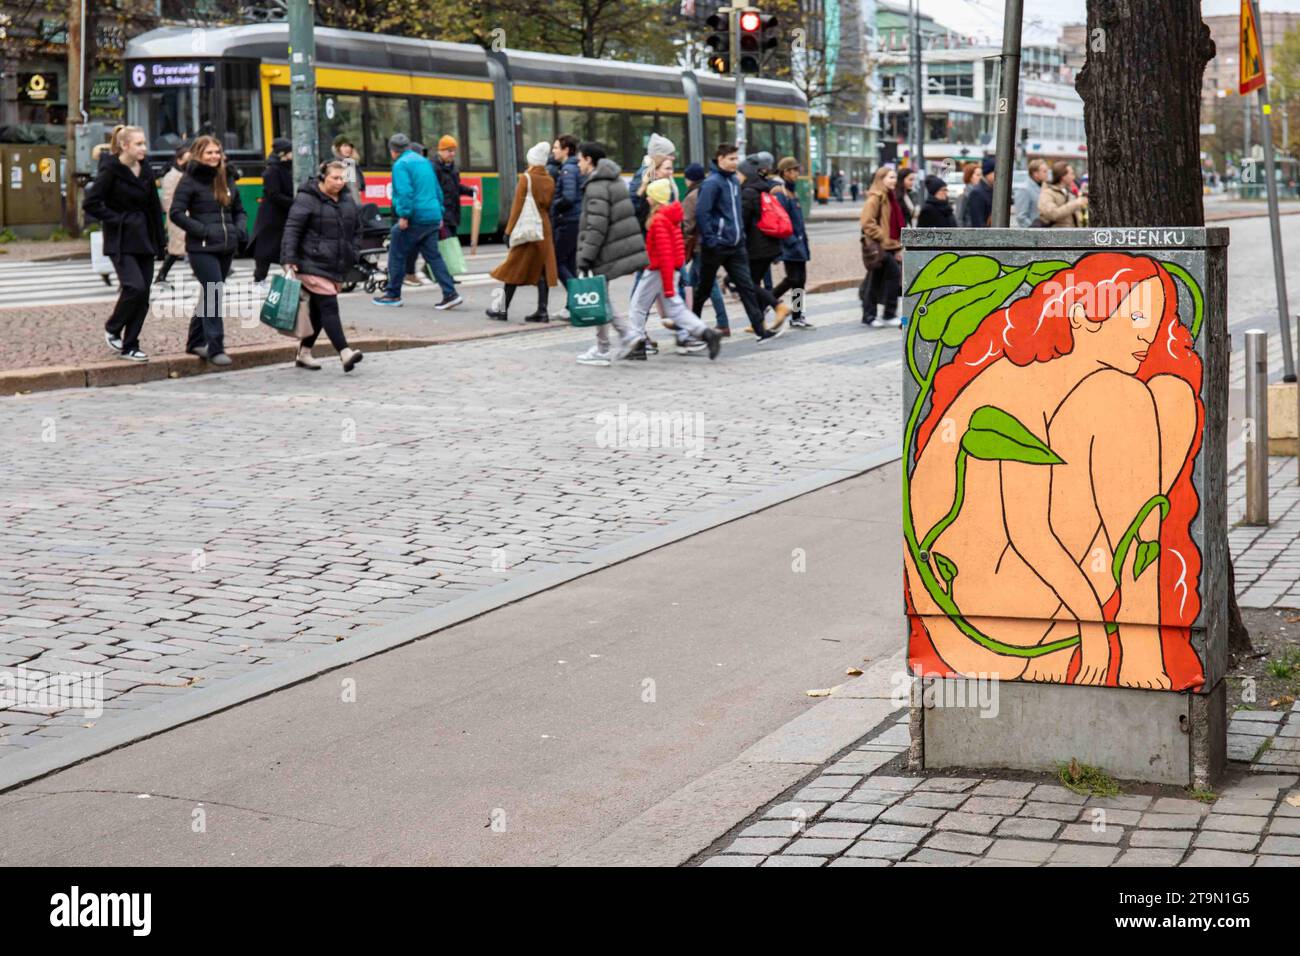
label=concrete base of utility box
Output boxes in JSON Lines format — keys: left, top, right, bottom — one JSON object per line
{"left": 916, "top": 678, "right": 1226, "bottom": 787}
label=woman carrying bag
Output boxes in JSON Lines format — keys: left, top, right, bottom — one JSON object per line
{"left": 280, "top": 161, "right": 364, "bottom": 372}
{"left": 82, "top": 125, "right": 164, "bottom": 361}
{"left": 859, "top": 166, "right": 903, "bottom": 328}
{"left": 170, "top": 134, "right": 247, "bottom": 366}
{"left": 486, "top": 141, "right": 557, "bottom": 323}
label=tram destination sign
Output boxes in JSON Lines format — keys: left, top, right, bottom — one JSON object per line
{"left": 128, "top": 61, "right": 216, "bottom": 90}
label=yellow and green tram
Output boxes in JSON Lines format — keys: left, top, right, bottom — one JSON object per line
{"left": 124, "top": 24, "right": 811, "bottom": 238}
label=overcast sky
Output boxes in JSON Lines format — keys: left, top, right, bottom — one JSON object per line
{"left": 915, "top": 0, "right": 1300, "bottom": 44}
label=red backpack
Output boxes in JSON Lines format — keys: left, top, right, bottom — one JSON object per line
{"left": 756, "top": 189, "right": 794, "bottom": 239}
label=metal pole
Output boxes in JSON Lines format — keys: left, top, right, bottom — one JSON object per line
{"left": 288, "top": 0, "right": 319, "bottom": 186}
{"left": 1244, "top": 329, "right": 1270, "bottom": 525}
{"left": 63, "top": 0, "right": 85, "bottom": 237}
{"left": 910, "top": 0, "right": 923, "bottom": 172}
{"left": 734, "top": 20, "right": 746, "bottom": 155}
{"left": 1251, "top": 1, "right": 1297, "bottom": 382}
{"left": 990, "top": 0, "right": 1023, "bottom": 227}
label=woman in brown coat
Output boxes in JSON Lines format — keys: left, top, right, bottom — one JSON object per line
{"left": 1038, "top": 161, "right": 1088, "bottom": 228}
{"left": 859, "top": 166, "right": 904, "bottom": 327}
{"left": 487, "top": 141, "right": 559, "bottom": 322}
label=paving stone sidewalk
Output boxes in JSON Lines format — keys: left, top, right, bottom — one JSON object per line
{"left": 0, "top": 291, "right": 899, "bottom": 761}
{"left": 1229, "top": 455, "right": 1300, "bottom": 609}
{"left": 699, "top": 707, "right": 1300, "bottom": 868}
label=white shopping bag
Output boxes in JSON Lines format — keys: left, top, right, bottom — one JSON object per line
{"left": 90, "top": 230, "right": 113, "bottom": 276}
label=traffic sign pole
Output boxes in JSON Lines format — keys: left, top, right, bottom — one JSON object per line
{"left": 733, "top": 9, "right": 746, "bottom": 154}
{"left": 288, "top": 0, "right": 319, "bottom": 186}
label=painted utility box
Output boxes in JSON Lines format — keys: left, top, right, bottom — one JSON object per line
{"left": 901, "top": 227, "right": 1229, "bottom": 786}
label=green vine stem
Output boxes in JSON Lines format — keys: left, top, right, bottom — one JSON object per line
{"left": 921, "top": 448, "right": 967, "bottom": 553}
{"left": 1109, "top": 494, "right": 1170, "bottom": 586}
{"left": 905, "top": 290, "right": 931, "bottom": 387}
{"left": 1160, "top": 261, "right": 1203, "bottom": 343}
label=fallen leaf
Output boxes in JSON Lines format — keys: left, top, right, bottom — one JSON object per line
{"left": 1287, "top": 615, "right": 1300, "bottom": 623}
{"left": 82, "top": 722, "right": 95, "bottom": 729}
{"left": 1287, "top": 793, "right": 1300, "bottom": 808}
{"left": 845, "top": 667, "right": 863, "bottom": 676}
{"left": 806, "top": 688, "right": 833, "bottom": 697}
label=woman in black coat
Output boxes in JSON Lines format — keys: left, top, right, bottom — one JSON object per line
{"left": 82, "top": 125, "right": 164, "bottom": 361}
{"left": 251, "top": 137, "right": 295, "bottom": 284}
{"left": 169, "top": 134, "right": 247, "bottom": 366}
{"left": 281, "top": 160, "right": 364, "bottom": 372}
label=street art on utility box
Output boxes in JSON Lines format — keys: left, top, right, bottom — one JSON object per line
{"left": 901, "top": 228, "right": 1229, "bottom": 694}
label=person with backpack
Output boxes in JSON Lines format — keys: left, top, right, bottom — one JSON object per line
{"left": 573, "top": 141, "right": 647, "bottom": 365}
{"left": 630, "top": 179, "right": 722, "bottom": 360}
{"left": 770, "top": 157, "right": 813, "bottom": 330}
{"left": 251, "top": 137, "right": 295, "bottom": 287}
{"left": 281, "top": 160, "right": 364, "bottom": 372}
{"left": 82, "top": 125, "right": 164, "bottom": 362}
{"left": 691, "top": 144, "right": 778, "bottom": 342}
{"left": 740, "top": 154, "right": 792, "bottom": 335}
{"left": 169, "top": 134, "right": 247, "bottom": 366}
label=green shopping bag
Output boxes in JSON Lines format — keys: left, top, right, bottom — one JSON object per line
{"left": 438, "top": 235, "right": 467, "bottom": 277}
{"left": 566, "top": 273, "right": 611, "bottom": 327}
{"left": 259, "top": 273, "right": 301, "bottom": 332}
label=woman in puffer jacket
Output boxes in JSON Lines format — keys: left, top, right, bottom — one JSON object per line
{"left": 280, "top": 160, "right": 364, "bottom": 372}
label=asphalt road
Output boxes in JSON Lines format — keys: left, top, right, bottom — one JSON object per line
{"left": 0, "top": 466, "right": 901, "bottom": 866}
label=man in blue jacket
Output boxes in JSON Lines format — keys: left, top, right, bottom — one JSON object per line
{"left": 374, "top": 133, "right": 462, "bottom": 309}
{"left": 691, "top": 143, "right": 777, "bottom": 341}
{"left": 550, "top": 134, "right": 583, "bottom": 298}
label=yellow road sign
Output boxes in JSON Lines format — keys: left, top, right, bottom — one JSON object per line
{"left": 1240, "top": 0, "right": 1265, "bottom": 95}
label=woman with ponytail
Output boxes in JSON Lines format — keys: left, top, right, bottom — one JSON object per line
{"left": 906, "top": 252, "right": 1204, "bottom": 691}
{"left": 169, "top": 134, "right": 247, "bottom": 366}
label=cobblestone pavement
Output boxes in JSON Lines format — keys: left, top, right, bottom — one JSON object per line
{"left": 699, "top": 707, "right": 1300, "bottom": 868}
{"left": 0, "top": 288, "right": 900, "bottom": 761}
{"left": 1230, "top": 456, "right": 1300, "bottom": 610}
{"left": 1229, "top": 705, "right": 1300, "bottom": 773}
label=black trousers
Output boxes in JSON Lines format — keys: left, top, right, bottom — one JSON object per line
{"left": 186, "top": 251, "right": 233, "bottom": 356}
{"left": 863, "top": 250, "right": 901, "bottom": 321}
{"left": 772, "top": 260, "right": 807, "bottom": 318}
{"left": 553, "top": 220, "right": 579, "bottom": 287}
{"left": 693, "top": 244, "right": 765, "bottom": 335}
{"left": 155, "top": 253, "right": 183, "bottom": 283}
{"left": 106, "top": 253, "right": 153, "bottom": 353}
{"left": 301, "top": 292, "right": 349, "bottom": 352}
{"left": 253, "top": 255, "right": 277, "bottom": 283}
{"left": 504, "top": 281, "right": 549, "bottom": 313}
{"left": 748, "top": 255, "right": 779, "bottom": 313}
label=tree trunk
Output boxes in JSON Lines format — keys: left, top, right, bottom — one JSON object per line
{"left": 1078, "top": 0, "right": 1253, "bottom": 663}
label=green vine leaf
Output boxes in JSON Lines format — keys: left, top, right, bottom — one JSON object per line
{"left": 1133, "top": 540, "right": 1160, "bottom": 581}
{"left": 1027, "top": 260, "right": 1072, "bottom": 283}
{"left": 906, "top": 252, "right": 1001, "bottom": 296}
{"left": 918, "top": 267, "right": 1030, "bottom": 347}
{"left": 932, "top": 552, "right": 959, "bottom": 586}
{"left": 961, "top": 405, "right": 1065, "bottom": 465}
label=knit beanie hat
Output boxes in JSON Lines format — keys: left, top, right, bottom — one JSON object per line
{"left": 646, "top": 178, "right": 673, "bottom": 205}
{"left": 646, "top": 132, "right": 676, "bottom": 159}
{"left": 925, "top": 174, "right": 947, "bottom": 197}
{"left": 526, "top": 141, "right": 550, "bottom": 167}
{"left": 683, "top": 162, "right": 707, "bottom": 182}
{"left": 438, "top": 135, "right": 457, "bottom": 150}
{"left": 981, "top": 156, "right": 996, "bottom": 176}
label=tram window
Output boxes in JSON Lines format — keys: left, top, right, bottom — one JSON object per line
{"left": 420, "top": 100, "right": 460, "bottom": 149}
{"left": 556, "top": 108, "right": 589, "bottom": 144}
{"left": 774, "top": 122, "right": 794, "bottom": 164}
{"left": 521, "top": 107, "right": 553, "bottom": 154}
{"left": 749, "top": 121, "right": 773, "bottom": 157}
{"left": 366, "top": 95, "right": 414, "bottom": 166}
{"left": 221, "top": 62, "right": 262, "bottom": 153}
{"left": 465, "top": 102, "right": 494, "bottom": 169}
{"left": 592, "top": 111, "right": 623, "bottom": 167}
{"left": 318, "top": 93, "right": 363, "bottom": 167}
{"left": 658, "top": 113, "right": 686, "bottom": 159}
{"left": 270, "top": 88, "right": 290, "bottom": 141}
{"left": 627, "top": 112, "right": 657, "bottom": 167}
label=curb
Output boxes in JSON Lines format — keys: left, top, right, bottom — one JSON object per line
{"left": 0, "top": 445, "right": 902, "bottom": 794}
{"left": 0, "top": 322, "right": 562, "bottom": 398}
{"left": 560, "top": 650, "right": 908, "bottom": 867}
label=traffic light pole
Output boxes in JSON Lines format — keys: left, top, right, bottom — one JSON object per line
{"left": 732, "top": 9, "right": 746, "bottom": 154}
{"left": 1250, "top": 0, "right": 1296, "bottom": 383}
{"left": 990, "top": 0, "right": 1023, "bottom": 228}
{"left": 288, "top": 0, "right": 319, "bottom": 186}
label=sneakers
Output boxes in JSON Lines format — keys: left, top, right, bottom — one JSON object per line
{"left": 372, "top": 295, "right": 403, "bottom": 307}
{"left": 434, "top": 293, "right": 463, "bottom": 310}
{"left": 341, "top": 347, "right": 364, "bottom": 372}
{"left": 208, "top": 352, "right": 232, "bottom": 366}
{"left": 295, "top": 346, "right": 321, "bottom": 370}
{"left": 756, "top": 322, "right": 788, "bottom": 344}
{"left": 576, "top": 345, "right": 611, "bottom": 366}
{"left": 702, "top": 327, "right": 722, "bottom": 361}
{"left": 771, "top": 302, "right": 792, "bottom": 330}
{"left": 523, "top": 311, "right": 550, "bottom": 323}
{"left": 105, "top": 330, "right": 123, "bottom": 352}
{"left": 644, "top": 337, "right": 659, "bottom": 354}
{"left": 555, "top": 307, "right": 571, "bottom": 321}
{"left": 188, "top": 345, "right": 209, "bottom": 360}
{"left": 715, "top": 326, "right": 731, "bottom": 338}
{"left": 676, "top": 339, "right": 708, "bottom": 355}
{"left": 623, "top": 339, "right": 648, "bottom": 361}
{"left": 403, "top": 274, "right": 423, "bottom": 287}
{"left": 880, "top": 316, "right": 903, "bottom": 328}
{"left": 790, "top": 316, "right": 815, "bottom": 330}
{"left": 119, "top": 348, "right": 148, "bottom": 362}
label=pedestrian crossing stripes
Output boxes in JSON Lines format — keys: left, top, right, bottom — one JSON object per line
{"left": 0, "top": 258, "right": 494, "bottom": 309}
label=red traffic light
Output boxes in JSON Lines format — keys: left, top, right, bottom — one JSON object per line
{"left": 739, "top": 10, "right": 761, "bottom": 31}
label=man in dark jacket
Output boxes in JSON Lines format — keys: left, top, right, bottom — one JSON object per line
{"left": 918, "top": 174, "right": 958, "bottom": 227}
{"left": 692, "top": 145, "right": 778, "bottom": 341}
{"left": 573, "top": 141, "right": 647, "bottom": 364}
{"left": 434, "top": 135, "right": 475, "bottom": 235}
{"left": 740, "top": 155, "right": 788, "bottom": 332}
{"left": 964, "top": 157, "right": 996, "bottom": 227}
{"left": 549, "top": 133, "right": 583, "bottom": 297}
{"left": 252, "top": 137, "right": 295, "bottom": 284}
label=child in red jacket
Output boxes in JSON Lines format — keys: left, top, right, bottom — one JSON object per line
{"left": 629, "top": 179, "right": 722, "bottom": 360}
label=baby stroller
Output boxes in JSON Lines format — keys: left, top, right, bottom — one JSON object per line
{"left": 342, "top": 202, "right": 390, "bottom": 294}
